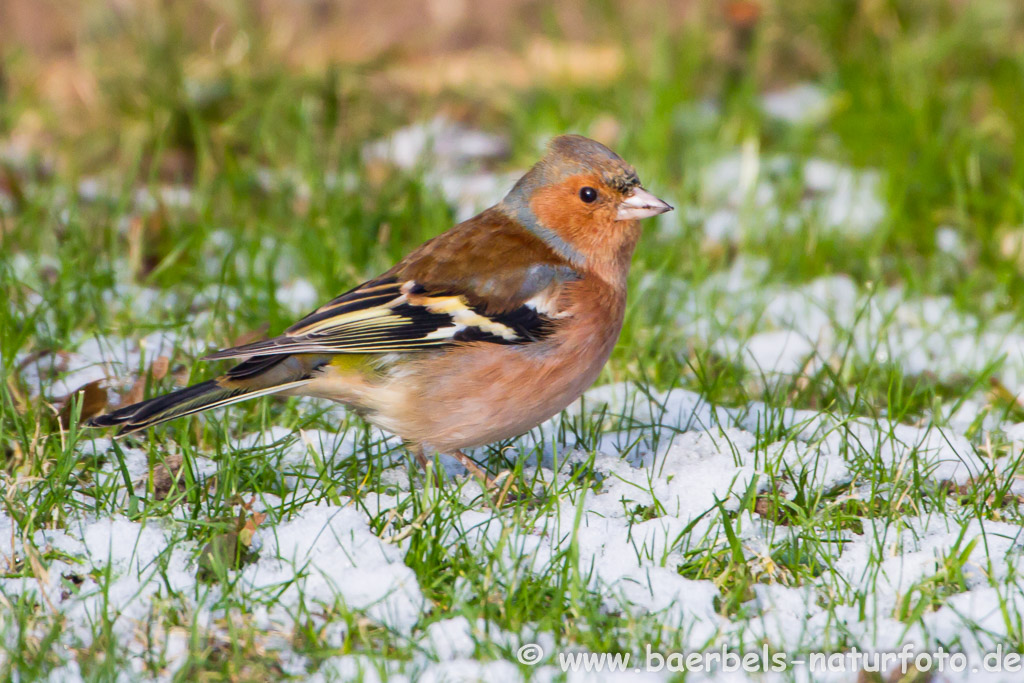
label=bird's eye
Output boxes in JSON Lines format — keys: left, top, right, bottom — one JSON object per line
{"left": 579, "top": 186, "right": 598, "bottom": 203}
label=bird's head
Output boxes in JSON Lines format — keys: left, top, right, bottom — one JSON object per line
{"left": 500, "top": 135, "right": 672, "bottom": 271}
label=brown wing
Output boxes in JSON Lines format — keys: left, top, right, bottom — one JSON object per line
{"left": 205, "top": 208, "right": 579, "bottom": 360}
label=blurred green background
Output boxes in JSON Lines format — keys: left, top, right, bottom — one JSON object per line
{"left": 4, "top": 0, "right": 1024, "bottom": 276}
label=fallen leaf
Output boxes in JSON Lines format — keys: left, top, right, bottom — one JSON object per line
{"left": 196, "top": 532, "right": 242, "bottom": 580}
{"left": 171, "top": 365, "right": 190, "bottom": 387}
{"left": 238, "top": 511, "right": 267, "bottom": 547}
{"left": 150, "top": 355, "right": 170, "bottom": 380}
{"left": 197, "top": 504, "right": 269, "bottom": 580}
{"left": 121, "top": 380, "right": 144, "bottom": 408}
{"left": 127, "top": 208, "right": 169, "bottom": 280}
{"left": 15, "top": 349, "right": 48, "bottom": 372}
{"left": 0, "top": 164, "right": 26, "bottom": 210}
{"left": 5, "top": 375, "right": 28, "bottom": 416}
{"left": 120, "top": 355, "right": 172, "bottom": 407}
{"left": 57, "top": 380, "right": 108, "bottom": 428}
{"left": 151, "top": 453, "right": 184, "bottom": 501}
{"left": 230, "top": 324, "right": 270, "bottom": 349}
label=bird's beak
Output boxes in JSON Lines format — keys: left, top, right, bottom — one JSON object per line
{"left": 616, "top": 187, "right": 674, "bottom": 221}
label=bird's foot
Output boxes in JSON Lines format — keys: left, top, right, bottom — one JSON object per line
{"left": 409, "top": 445, "right": 517, "bottom": 504}
{"left": 451, "top": 450, "right": 520, "bottom": 506}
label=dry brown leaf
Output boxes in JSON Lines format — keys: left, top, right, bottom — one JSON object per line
{"left": 151, "top": 453, "right": 184, "bottom": 501}
{"left": 753, "top": 494, "right": 774, "bottom": 518}
{"left": 127, "top": 208, "right": 168, "bottom": 280}
{"left": 0, "top": 164, "right": 26, "bottom": 209}
{"left": 171, "top": 365, "right": 190, "bottom": 388}
{"left": 238, "top": 511, "right": 267, "bottom": 548}
{"left": 38, "top": 58, "right": 99, "bottom": 118}
{"left": 120, "top": 377, "right": 145, "bottom": 408}
{"left": 150, "top": 356, "right": 170, "bottom": 381}
{"left": 19, "top": 350, "right": 69, "bottom": 386}
{"left": 990, "top": 376, "right": 1024, "bottom": 411}
{"left": 16, "top": 349, "right": 46, "bottom": 372}
{"left": 57, "top": 380, "right": 108, "bottom": 428}
{"left": 120, "top": 355, "right": 171, "bottom": 407}
{"left": 5, "top": 375, "right": 28, "bottom": 416}
{"left": 230, "top": 324, "right": 270, "bottom": 349}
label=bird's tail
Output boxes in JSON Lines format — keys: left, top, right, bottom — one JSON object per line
{"left": 86, "top": 357, "right": 315, "bottom": 435}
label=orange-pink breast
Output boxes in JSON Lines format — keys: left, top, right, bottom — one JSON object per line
{"left": 375, "top": 277, "right": 627, "bottom": 452}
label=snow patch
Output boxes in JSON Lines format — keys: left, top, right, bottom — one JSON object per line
{"left": 761, "top": 83, "right": 830, "bottom": 125}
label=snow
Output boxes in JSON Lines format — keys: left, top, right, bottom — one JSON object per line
{"left": 418, "top": 617, "right": 478, "bottom": 660}
{"left": 362, "top": 116, "right": 508, "bottom": 172}
{"left": 438, "top": 169, "right": 521, "bottom": 221}
{"left": 717, "top": 329, "right": 817, "bottom": 377}
{"left": 701, "top": 148, "right": 783, "bottom": 210}
{"left": 700, "top": 151, "right": 886, "bottom": 239}
{"left": 363, "top": 116, "right": 519, "bottom": 221}
{"left": 1, "top": 515, "right": 198, "bottom": 664}
{"left": 243, "top": 504, "right": 425, "bottom": 634}
{"left": 132, "top": 184, "right": 196, "bottom": 212}
{"left": 703, "top": 208, "right": 742, "bottom": 243}
{"left": 761, "top": 84, "right": 830, "bottom": 125}
{"left": 802, "top": 159, "right": 886, "bottom": 236}
{"left": 672, "top": 262, "right": 1024, "bottom": 400}
{"left": 937, "top": 225, "right": 963, "bottom": 255}
{"left": 17, "top": 330, "right": 197, "bottom": 398}
{"left": 276, "top": 278, "right": 320, "bottom": 312}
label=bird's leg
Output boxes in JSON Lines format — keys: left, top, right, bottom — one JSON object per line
{"left": 411, "top": 445, "right": 508, "bottom": 495}
{"left": 408, "top": 443, "right": 430, "bottom": 470}
{"left": 451, "top": 450, "right": 500, "bottom": 489}
{"left": 451, "top": 450, "right": 519, "bottom": 506}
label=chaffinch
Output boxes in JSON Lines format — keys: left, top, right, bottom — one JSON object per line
{"left": 88, "top": 134, "right": 673, "bottom": 477}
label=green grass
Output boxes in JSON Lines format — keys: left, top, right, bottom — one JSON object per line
{"left": 5, "top": 1, "right": 1024, "bottom": 681}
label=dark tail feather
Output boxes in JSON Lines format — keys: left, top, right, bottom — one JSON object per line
{"left": 85, "top": 377, "right": 311, "bottom": 436}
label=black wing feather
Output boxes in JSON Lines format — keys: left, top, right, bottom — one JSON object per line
{"left": 204, "top": 275, "right": 561, "bottom": 362}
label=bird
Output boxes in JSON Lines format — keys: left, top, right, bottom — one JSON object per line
{"left": 87, "top": 134, "right": 673, "bottom": 480}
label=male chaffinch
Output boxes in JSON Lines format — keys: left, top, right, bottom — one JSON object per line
{"left": 88, "top": 134, "right": 673, "bottom": 477}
